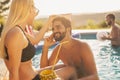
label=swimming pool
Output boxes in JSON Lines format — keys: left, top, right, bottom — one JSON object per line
{"left": 32, "top": 30, "right": 120, "bottom": 80}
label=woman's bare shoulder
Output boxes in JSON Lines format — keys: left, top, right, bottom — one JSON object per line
{"left": 5, "top": 27, "right": 21, "bottom": 41}
{"left": 5, "top": 27, "right": 26, "bottom": 48}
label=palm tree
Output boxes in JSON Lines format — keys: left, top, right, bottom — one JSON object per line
{"left": 0, "top": 0, "right": 10, "bottom": 17}
{"left": 0, "top": 0, "right": 10, "bottom": 36}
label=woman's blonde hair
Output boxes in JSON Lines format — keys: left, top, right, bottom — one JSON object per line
{"left": 0, "top": 0, "right": 33, "bottom": 58}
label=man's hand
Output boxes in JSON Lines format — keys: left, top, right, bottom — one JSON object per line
{"left": 101, "top": 35, "right": 107, "bottom": 40}
{"left": 101, "top": 34, "right": 110, "bottom": 40}
{"left": 44, "top": 33, "right": 56, "bottom": 48}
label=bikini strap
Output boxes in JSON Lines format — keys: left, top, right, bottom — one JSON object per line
{"left": 16, "top": 25, "right": 30, "bottom": 41}
{"left": 16, "top": 25, "right": 25, "bottom": 34}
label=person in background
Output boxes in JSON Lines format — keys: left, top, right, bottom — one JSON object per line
{"left": 40, "top": 16, "right": 99, "bottom": 80}
{"left": 102, "top": 13, "right": 120, "bottom": 47}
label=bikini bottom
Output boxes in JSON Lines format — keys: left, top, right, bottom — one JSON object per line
{"left": 32, "top": 74, "right": 41, "bottom": 80}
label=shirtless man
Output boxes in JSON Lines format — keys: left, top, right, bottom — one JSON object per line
{"left": 102, "top": 14, "right": 120, "bottom": 46}
{"left": 40, "top": 16, "right": 99, "bottom": 80}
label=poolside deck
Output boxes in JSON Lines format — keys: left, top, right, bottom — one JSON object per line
{"left": 0, "top": 59, "right": 9, "bottom": 80}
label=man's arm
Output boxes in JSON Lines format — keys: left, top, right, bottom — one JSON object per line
{"left": 40, "top": 34, "right": 57, "bottom": 68}
{"left": 79, "top": 42, "right": 99, "bottom": 80}
{"left": 40, "top": 45, "right": 49, "bottom": 68}
{"left": 78, "top": 75, "right": 99, "bottom": 80}
{"left": 40, "top": 45, "right": 60, "bottom": 68}
{"left": 104, "top": 27, "right": 119, "bottom": 41}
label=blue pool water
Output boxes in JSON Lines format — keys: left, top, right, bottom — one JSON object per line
{"left": 32, "top": 32, "right": 120, "bottom": 80}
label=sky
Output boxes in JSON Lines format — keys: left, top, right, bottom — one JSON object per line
{"left": 34, "top": 0, "right": 120, "bottom": 18}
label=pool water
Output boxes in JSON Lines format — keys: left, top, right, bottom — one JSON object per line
{"left": 32, "top": 33, "right": 120, "bottom": 80}
{"left": 86, "top": 40, "right": 120, "bottom": 80}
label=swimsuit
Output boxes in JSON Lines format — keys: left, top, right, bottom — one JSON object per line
{"left": 5, "top": 26, "right": 41, "bottom": 80}
{"left": 5, "top": 26, "right": 36, "bottom": 62}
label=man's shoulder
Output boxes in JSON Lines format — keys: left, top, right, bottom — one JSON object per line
{"left": 72, "top": 38, "right": 88, "bottom": 45}
{"left": 72, "top": 38, "right": 81, "bottom": 43}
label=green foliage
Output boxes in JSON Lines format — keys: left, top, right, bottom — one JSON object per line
{"left": 85, "top": 20, "right": 97, "bottom": 29}
{"left": 33, "top": 18, "right": 120, "bottom": 30}
{"left": 73, "top": 20, "right": 111, "bottom": 29}
{"left": 33, "top": 20, "right": 44, "bottom": 30}
{"left": 0, "top": 0, "right": 10, "bottom": 16}
{"left": 0, "top": 0, "right": 10, "bottom": 28}
{"left": 0, "top": 16, "right": 5, "bottom": 24}
{"left": 97, "top": 21, "right": 108, "bottom": 28}
{"left": 116, "top": 21, "right": 120, "bottom": 26}
{"left": 0, "top": 16, "right": 4, "bottom": 37}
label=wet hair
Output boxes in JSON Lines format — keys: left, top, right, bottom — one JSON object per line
{"left": 106, "top": 14, "right": 115, "bottom": 20}
{"left": 52, "top": 16, "right": 72, "bottom": 33}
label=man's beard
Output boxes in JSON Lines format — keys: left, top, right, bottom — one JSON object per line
{"left": 53, "top": 32, "right": 66, "bottom": 41}
{"left": 107, "top": 21, "right": 112, "bottom": 26}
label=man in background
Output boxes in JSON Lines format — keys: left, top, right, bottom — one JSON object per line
{"left": 102, "top": 13, "right": 120, "bottom": 47}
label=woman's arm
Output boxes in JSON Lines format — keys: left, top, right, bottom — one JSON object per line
{"left": 26, "top": 17, "right": 53, "bottom": 45}
{"left": 5, "top": 27, "right": 27, "bottom": 80}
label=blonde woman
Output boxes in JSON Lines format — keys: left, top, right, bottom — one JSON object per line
{"left": 0, "top": 0, "right": 80, "bottom": 80}
{"left": 0, "top": 0, "right": 78, "bottom": 80}
{"left": 0, "top": 0, "right": 53, "bottom": 80}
